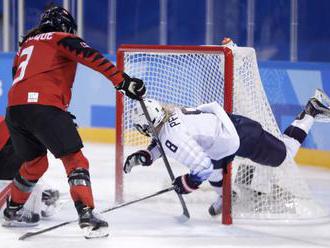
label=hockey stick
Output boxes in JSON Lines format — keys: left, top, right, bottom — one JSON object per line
{"left": 139, "top": 99, "right": 190, "bottom": 219}
{"left": 18, "top": 186, "right": 174, "bottom": 241}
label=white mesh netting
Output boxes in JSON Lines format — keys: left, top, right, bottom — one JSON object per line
{"left": 117, "top": 46, "right": 327, "bottom": 222}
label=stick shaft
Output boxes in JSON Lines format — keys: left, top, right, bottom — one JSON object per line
{"left": 139, "top": 100, "right": 190, "bottom": 218}
{"left": 102, "top": 186, "right": 174, "bottom": 213}
{"left": 18, "top": 187, "right": 174, "bottom": 240}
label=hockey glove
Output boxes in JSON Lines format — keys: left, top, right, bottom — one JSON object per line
{"left": 123, "top": 150, "right": 153, "bottom": 174}
{"left": 116, "top": 73, "right": 146, "bottom": 100}
{"left": 172, "top": 174, "right": 202, "bottom": 194}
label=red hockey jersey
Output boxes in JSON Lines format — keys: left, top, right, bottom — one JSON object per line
{"left": 8, "top": 32, "right": 124, "bottom": 110}
{"left": 0, "top": 116, "right": 10, "bottom": 150}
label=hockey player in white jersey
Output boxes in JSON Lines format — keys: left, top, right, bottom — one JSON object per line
{"left": 124, "top": 89, "right": 330, "bottom": 216}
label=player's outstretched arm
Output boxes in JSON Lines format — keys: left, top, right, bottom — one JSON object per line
{"left": 54, "top": 33, "right": 146, "bottom": 100}
{"left": 123, "top": 150, "right": 153, "bottom": 174}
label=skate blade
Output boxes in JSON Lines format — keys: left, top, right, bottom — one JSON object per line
{"left": 2, "top": 219, "right": 39, "bottom": 227}
{"left": 82, "top": 226, "right": 109, "bottom": 239}
{"left": 315, "top": 89, "right": 330, "bottom": 108}
{"left": 175, "top": 214, "right": 190, "bottom": 223}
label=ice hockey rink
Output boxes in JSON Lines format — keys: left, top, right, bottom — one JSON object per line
{"left": 0, "top": 142, "right": 329, "bottom": 248}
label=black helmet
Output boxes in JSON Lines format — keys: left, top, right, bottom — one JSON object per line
{"left": 39, "top": 6, "right": 77, "bottom": 34}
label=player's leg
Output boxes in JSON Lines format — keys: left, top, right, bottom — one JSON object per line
{"left": 208, "top": 169, "right": 223, "bottom": 216}
{"left": 0, "top": 139, "right": 23, "bottom": 180}
{"left": 3, "top": 106, "right": 48, "bottom": 226}
{"left": 35, "top": 106, "right": 108, "bottom": 238}
{"left": 60, "top": 151, "right": 108, "bottom": 238}
{"left": 283, "top": 89, "right": 330, "bottom": 159}
{"left": 208, "top": 158, "right": 239, "bottom": 217}
{"left": 0, "top": 140, "right": 22, "bottom": 210}
{"left": 229, "top": 114, "right": 287, "bottom": 167}
{"left": 207, "top": 156, "right": 235, "bottom": 216}
{"left": 229, "top": 89, "right": 330, "bottom": 166}
{"left": 0, "top": 132, "right": 59, "bottom": 219}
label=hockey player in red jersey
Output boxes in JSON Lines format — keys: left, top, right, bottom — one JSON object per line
{"left": 3, "top": 5, "right": 145, "bottom": 238}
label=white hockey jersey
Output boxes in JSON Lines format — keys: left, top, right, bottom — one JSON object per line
{"left": 149, "top": 102, "right": 240, "bottom": 182}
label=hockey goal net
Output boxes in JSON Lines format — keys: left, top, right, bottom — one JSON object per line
{"left": 115, "top": 44, "right": 327, "bottom": 224}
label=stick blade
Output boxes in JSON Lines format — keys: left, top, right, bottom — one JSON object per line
{"left": 18, "top": 232, "right": 33, "bottom": 241}
{"left": 176, "top": 213, "right": 190, "bottom": 223}
{"left": 182, "top": 209, "right": 190, "bottom": 219}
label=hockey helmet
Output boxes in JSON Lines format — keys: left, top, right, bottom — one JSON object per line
{"left": 131, "top": 99, "right": 166, "bottom": 137}
{"left": 40, "top": 6, "right": 77, "bottom": 34}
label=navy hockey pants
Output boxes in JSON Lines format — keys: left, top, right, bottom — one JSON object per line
{"left": 229, "top": 114, "right": 287, "bottom": 167}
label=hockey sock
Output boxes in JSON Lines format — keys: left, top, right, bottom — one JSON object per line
{"left": 208, "top": 180, "right": 223, "bottom": 195}
{"left": 283, "top": 113, "right": 314, "bottom": 158}
{"left": 11, "top": 155, "right": 48, "bottom": 204}
{"left": 68, "top": 169, "right": 95, "bottom": 209}
{"left": 61, "top": 151, "right": 95, "bottom": 209}
{"left": 10, "top": 183, "right": 33, "bottom": 205}
{"left": 208, "top": 169, "right": 223, "bottom": 195}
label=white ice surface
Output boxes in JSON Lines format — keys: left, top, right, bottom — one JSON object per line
{"left": 1, "top": 143, "right": 330, "bottom": 248}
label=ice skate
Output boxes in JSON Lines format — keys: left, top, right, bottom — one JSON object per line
{"left": 78, "top": 206, "right": 109, "bottom": 239}
{"left": 2, "top": 199, "right": 40, "bottom": 227}
{"left": 41, "top": 189, "right": 60, "bottom": 218}
{"left": 208, "top": 196, "right": 222, "bottom": 217}
{"left": 303, "top": 89, "right": 330, "bottom": 122}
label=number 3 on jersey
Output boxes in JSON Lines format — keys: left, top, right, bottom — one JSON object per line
{"left": 13, "top": 46, "right": 34, "bottom": 85}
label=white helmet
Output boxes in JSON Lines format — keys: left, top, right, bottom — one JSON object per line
{"left": 131, "top": 99, "right": 166, "bottom": 136}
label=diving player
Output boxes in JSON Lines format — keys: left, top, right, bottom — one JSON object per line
{"left": 123, "top": 89, "right": 330, "bottom": 216}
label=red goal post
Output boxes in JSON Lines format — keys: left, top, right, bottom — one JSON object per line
{"left": 116, "top": 44, "right": 234, "bottom": 224}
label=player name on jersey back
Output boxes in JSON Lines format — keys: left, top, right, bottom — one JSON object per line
{"left": 26, "top": 32, "right": 54, "bottom": 42}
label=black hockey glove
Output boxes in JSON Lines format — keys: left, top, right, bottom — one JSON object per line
{"left": 123, "top": 150, "right": 153, "bottom": 174}
{"left": 172, "top": 174, "right": 202, "bottom": 194}
{"left": 116, "top": 73, "right": 146, "bottom": 100}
